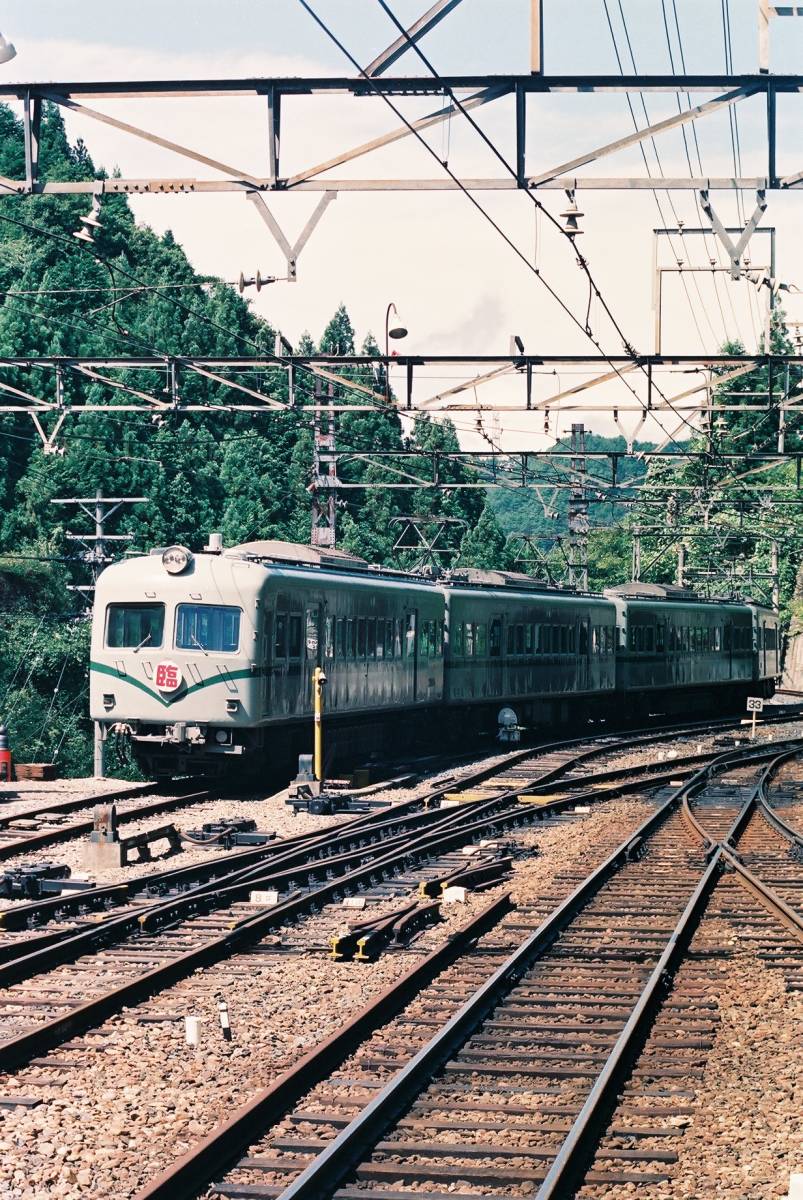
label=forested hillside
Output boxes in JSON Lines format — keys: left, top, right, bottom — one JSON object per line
{"left": 0, "top": 104, "right": 507, "bottom": 774}
{"left": 0, "top": 104, "right": 799, "bottom": 775}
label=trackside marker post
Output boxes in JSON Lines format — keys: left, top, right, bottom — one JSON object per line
{"left": 746, "top": 696, "right": 764, "bottom": 740}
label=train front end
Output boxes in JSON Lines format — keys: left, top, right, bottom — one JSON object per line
{"left": 89, "top": 545, "right": 263, "bottom": 777}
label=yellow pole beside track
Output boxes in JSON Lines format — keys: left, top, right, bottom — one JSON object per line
{"left": 313, "top": 666, "right": 326, "bottom": 785}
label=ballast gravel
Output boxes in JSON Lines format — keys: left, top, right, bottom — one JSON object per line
{"left": 0, "top": 793, "right": 651, "bottom": 1199}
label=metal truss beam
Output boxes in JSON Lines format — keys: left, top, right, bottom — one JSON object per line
{"left": 365, "top": 0, "right": 466, "bottom": 76}
{"left": 0, "top": 74, "right": 799, "bottom": 98}
{"left": 0, "top": 354, "right": 799, "bottom": 430}
{"left": 0, "top": 73, "right": 799, "bottom": 198}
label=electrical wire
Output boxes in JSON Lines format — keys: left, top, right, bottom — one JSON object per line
{"left": 335, "top": 0, "right": 710, "bottom": 458}
{"left": 603, "top": 0, "right": 720, "bottom": 350}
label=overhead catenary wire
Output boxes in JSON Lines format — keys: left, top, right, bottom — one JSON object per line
{"left": 602, "top": 0, "right": 722, "bottom": 351}
{"left": 659, "top": 0, "right": 744, "bottom": 347}
{"left": 366, "top": 0, "right": 783, "bottom": 527}
{"left": 342, "top": 0, "right": 711, "bottom": 458}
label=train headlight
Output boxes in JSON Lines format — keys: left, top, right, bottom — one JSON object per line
{"left": 162, "top": 545, "right": 193, "bottom": 574}
{"left": 215, "top": 729, "right": 230, "bottom": 744}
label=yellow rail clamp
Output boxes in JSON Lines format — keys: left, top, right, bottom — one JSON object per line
{"left": 443, "top": 789, "right": 497, "bottom": 804}
{"left": 418, "top": 879, "right": 442, "bottom": 899}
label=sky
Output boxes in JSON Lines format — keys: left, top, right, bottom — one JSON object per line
{"left": 1, "top": 0, "right": 802, "bottom": 450}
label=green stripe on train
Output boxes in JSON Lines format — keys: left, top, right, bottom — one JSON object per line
{"left": 90, "top": 661, "right": 254, "bottom": 708}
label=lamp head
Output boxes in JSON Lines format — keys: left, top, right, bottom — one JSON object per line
{"left": 387, "top": 305, "right": 408, "bottom": 340}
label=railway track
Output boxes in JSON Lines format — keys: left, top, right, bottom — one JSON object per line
{"left": 0, "top": 723, "right": 800, "bottom": 1199}
{"left": 0, "top": 706, "right": 797, "bottom": 872}
{"left": 0, "top": 722, "right": 743, "bottom": 1072}
{"left": 0, "top": 715, "right": 759, "bottom": 953}
{"left": 121, "top": 739, "right": 803, "bottom": 1200}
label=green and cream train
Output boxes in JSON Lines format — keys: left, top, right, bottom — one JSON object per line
{"left": 89, "top": 538, "right": 781, "bottom": 777}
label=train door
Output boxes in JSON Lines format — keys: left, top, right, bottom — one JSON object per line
{"left": 488, "top": 615, "right": 503, "bottom": 697}
{"left": 579, "top": 617, "right": 590, "bottom": 691}
{"left": 303, "top": 603, "right": 322, "bottom": 712}
{"left": 261, "top": 610, "right": 273, "bottom": 716}
{"left": 406, "top": 610, "right": 418, "bottom": 702}
{"left": 724, "top": 620, "right": 733, "bottom": 680}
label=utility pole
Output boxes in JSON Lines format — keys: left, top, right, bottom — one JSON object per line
{"left": 51, "top": 489, "right": 148, "bottom": 778}
{"left": 567, "top": 423, "right": 589, "bottom": 591}
{"left": 310, "top": 380, "right": 337, "bottom": 548}
{"left": 677, "top": 541, "right": 687, "bottom": 588}
{"left": 771, "top": 540, "right": 780, "bottom": 609}
{"left": 632, "top": 528, "right": 642, "bottom": 582}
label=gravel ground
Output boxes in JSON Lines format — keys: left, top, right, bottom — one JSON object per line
{"left": 657, "top": 950, "right": 802, "bottom": 1200}
{"left": 0, "top": 791, "right": 653, "bottom": 1199}
{"left": 577, "top": 906, "right": 803, "bottom": 1200}
{"left": 0, "top": 722, "right": 800, "bottom": 1199}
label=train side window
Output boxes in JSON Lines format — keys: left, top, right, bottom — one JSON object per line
{"left": 384, "top": 619, "right": 393, "bottom": 659}
{"left": 357, "top": 618, "right": 367, "bottom": 659}
{"left": 288, "top": 614, "right": 302, "bottom": 659}
{"left": 336, "top": 618, "right": 345, "bottom": 659}
{"left": 579, "top": 623, "right": 589, "bottom": 656}
{"left": 557, "top": 626, "right": 566, "bottom": 655}
{"left": 713, "top": 627, "right": 722, "bottom": 651}
{"left": 475, "top": 623, "right": 486, "bottom": 656}
{"left": 452, "top": 621, "right": 464, "bottom": 656}
{"left": 513, "top": 625, "right": 523, "bottom": 655}
{"left": 568, "top": 626, "right": 577, "bottom": 654}
{"left": 465, "top": 622, "right": 475, "bottom": 656}
{"left": 418, "top": 621, "right": 428, "bottom": 659}
{"left": 645, "top": 627, "right": 654, "bottom": 653}
{"left": 656, "top": 624, "right": 665, "bottom": 653}
{"left": 524, "top": 624, "right": 533, "bottom": 655}
{"left": 324, "top": 616, "right": 335, "bottom": 660}
{"left": 436, "top": 621, "right": 444, "bottom": 656}
{"left": 489, "top": 618, "right": 502, "bottom": 657}
{"left": 367, "top": 618, "right": 376, "bottom": 659}
{"left": 274, "top": 612, "right": 288, "bottom": 659}
{"left": 394, "top": 618, "right": 402, "bottom": 659}
{"left": 607, "top": 626, "right": 615, "bottom": 655}
{"left": 506, "top": 625, "right": 515, "bottom": 655}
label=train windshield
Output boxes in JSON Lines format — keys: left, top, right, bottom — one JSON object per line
{"left": 175, "top": 604, "right": 241, "bottom": 653}
{"left": 106, "top": 603, "right": 165, "bottom": 649}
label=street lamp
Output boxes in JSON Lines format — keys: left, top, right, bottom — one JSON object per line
{"left": 0, "top": 34, "right": 16, "bottom": 65}
{"left": 384, "top": 302, "right": 408, "bottom": 400}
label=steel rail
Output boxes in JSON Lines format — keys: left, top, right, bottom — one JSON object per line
{"left": 536, "top": 751, "right": 803, "bottom": 1197}
{"left": 721, "top": 850, "right": 803, "bottom": 940}
{"left": 133, "top": 892, "right": 513, "bottom": 1200}
{"left": 533, "top": 851, "right": 722, "bottom": 1199}
{"left": 0, "top": 746, "right": 737, "bottom": 1070}
{"left": 0, "top": 735, "right": 793, "bottom": 1002}
{"left": 0, "top": 713, "right": 751, "bottom": 935}
{"left": 0, "top": 779, "right": 159, "bottom": 829}
{"left": 262, "top": 747, "right": 760, "bottom": 1200}
{"left": 0, "top": 788, "right": 213, "bottom": 862}
{"left": 756, "top": 750, "right": 803, "bottom": 848}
